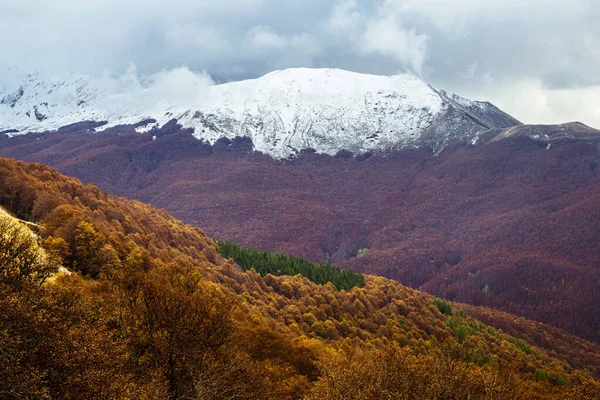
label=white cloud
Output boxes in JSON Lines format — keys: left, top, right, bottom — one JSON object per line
{"left": 360, "top": 16, "right": 428, "bottom": 75}
{"left": 246, "top": 26, "right": 289, "bottom": 51}
{"left": 327, "top": 0, "right": 362, "bottom": 35}
{"left": 145, "top": 67, "right": 214, "bottom": 102}
{"left": 164, "top": 24, "right": 232, "bottom": 55}
{"left": 0, "top": 0, "right": 599, "bottom": 127}
{"left": 460, "top": 78, "right": 600, "bottom": 128}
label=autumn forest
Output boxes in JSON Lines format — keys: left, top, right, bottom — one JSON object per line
{"left": 2, "top": 122, "right": 598, "bottom": 344}
{"left": 1, "top": 157, "right": 600, "bottom": 399}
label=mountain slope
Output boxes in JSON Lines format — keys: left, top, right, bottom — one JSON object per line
{"left": 477, "top": 121, "right": 600, "bottom": 145}
{"left": 0, "top": 66, "right": 520, "bottom": 157}
{"left": 2, "top": 122, "right": 598, "bottom": 343}
{"left": 1, "top": 156, "right": 599, "bottom": 399}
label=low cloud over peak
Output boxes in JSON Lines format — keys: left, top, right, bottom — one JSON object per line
{"left": 1, "top": 0, "right": 599, "bottom": 127}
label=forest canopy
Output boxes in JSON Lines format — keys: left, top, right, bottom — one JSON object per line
{"left": 1, "top": 157, "right": 599, "bottom": 399}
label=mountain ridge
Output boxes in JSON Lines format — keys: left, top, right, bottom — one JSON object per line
{"left": 0, "top": 66, "right": 521, "bottom": 157}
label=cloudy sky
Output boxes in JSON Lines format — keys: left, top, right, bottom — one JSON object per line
{"left": 1, "top": 0, "right": 599, "bottom": 127}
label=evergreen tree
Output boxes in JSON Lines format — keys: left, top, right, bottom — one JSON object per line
{"left": 217, "top": 241, "right": 365, "bottom": 290}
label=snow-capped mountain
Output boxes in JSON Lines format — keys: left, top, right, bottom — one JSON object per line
{"left": 0, "top": 66, "right": 521, "bottom": 158}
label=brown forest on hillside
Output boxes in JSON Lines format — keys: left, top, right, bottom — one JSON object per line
{"left": 1, "top": 157, "right": 600, "bottom": 399}
{"left": 1, "top": 122, "right": 599, "bottom": 343}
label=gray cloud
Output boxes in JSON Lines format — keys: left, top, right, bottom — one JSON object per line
{"left": 1, "top": 0, "right": 599, "bottom": 127}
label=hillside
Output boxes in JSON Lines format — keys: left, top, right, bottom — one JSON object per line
{"left": 1, "top": 157, "right": 600, "bottom": 399}
{"left": 1, "top": 121, "right": 599, "bottom": 344}
{"left": 0, "top": 67, "right": 520, "bottom": 157}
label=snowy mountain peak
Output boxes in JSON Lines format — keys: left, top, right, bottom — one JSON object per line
{"left": 0, "top": 66, "right": 520, "bottom": 157}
